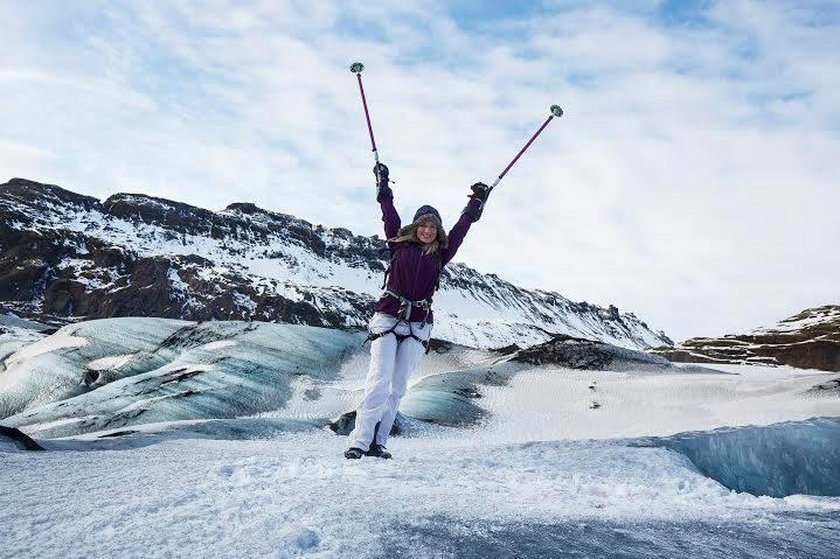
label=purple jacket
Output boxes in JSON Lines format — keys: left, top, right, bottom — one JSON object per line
{"left": 373, "top": 193, "right": 482, "bottom": 323}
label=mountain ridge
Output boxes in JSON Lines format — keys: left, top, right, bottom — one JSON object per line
{"left": 0, "top": 177, "right": 672, "bottom": 350}
{"left": 651, "top": 305, "right": 840, "bottom": 371}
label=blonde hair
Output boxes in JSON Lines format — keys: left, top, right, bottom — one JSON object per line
{"left": 389, "top": 222, "right": 440, "bottom": 255}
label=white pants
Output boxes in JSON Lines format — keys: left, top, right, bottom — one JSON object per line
{"left": 347, "top": 312, "right": 432, "bottom": 451}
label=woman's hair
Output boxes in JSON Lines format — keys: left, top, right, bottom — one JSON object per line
{"left": 389, "top": 222, "right": 441, "bottom": 255}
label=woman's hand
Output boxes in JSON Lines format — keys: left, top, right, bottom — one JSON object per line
{"left": 374, "top": 163, "right": 392, "bottom": 201}
{"left": 462, "top": 182, "right": 490, "bottom": 221}
{"left": 373, "top": 162, "right": 389, "bottom": 183}
{"left": 469, "top": 182, "right": 490, "bottom": 203}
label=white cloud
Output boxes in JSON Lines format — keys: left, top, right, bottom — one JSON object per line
{"left": 0, "top": 0, "right": 837, "bottom": 341}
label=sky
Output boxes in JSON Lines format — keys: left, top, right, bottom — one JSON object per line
{"left": 1, "top": 0, "right": 838, "bottom": 342}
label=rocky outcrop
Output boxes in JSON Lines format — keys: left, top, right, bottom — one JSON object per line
{"left": 504, "top": 334, "right": 673, "bottom": 371}
{"left": 651, "top": 306, "right": 840, "bottom": 372}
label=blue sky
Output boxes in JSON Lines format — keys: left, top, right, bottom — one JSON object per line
{"left": 1, "top": 0, "right": 838, "bottom": 341}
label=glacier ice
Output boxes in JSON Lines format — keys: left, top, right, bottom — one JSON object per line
{"left": 0, "top": 318, "right": 361, "bottom": 437}
{"left": 640, "top": 417, "right": 840, "bottom": 497}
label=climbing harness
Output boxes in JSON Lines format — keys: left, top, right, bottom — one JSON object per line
{"left": 364, "top": 289, "right": 433, "bottom": 354}
{"left": 383, "top": 288, "right": 432, "bottom": 321}
{"left": 364, "top": 316, "right": 431, "bottom": 354}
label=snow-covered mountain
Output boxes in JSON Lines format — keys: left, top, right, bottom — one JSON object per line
{"left": 652, "top": 305, "right": 840, "bottom": 371}
{"left": 0, "top": 177, "right": 671, "bottom": 350}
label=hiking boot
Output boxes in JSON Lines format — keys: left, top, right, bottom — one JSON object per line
{"left": 344, "top": 447, "right": 365, "bottom": 459}
{"left": 366, "top": 444, "right": 392, "bottom": 459}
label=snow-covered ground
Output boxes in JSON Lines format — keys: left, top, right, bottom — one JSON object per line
{"left": 0, "top": 312, "right": 50, "bottom": 344}
{"left": 3, "top": 429, "right": 839, "bottom": 559}
{"left": 2, "top": 319, "right": 840, "bottom": 558}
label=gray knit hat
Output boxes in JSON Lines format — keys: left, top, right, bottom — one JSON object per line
{"left": 413, "top": 205, "right": 442, "bottom": 227}
{"left": 397, "top": 204, "right": 448, "bottom": 248}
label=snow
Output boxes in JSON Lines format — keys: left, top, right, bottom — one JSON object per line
{"left": 2, "top": 329, "right": 88, "bottom": 369}
{"left": 1, "top": 431, "right": 839, "bottom": 557}
{"left": 201, "top": 340, "right": 237, "bottom": 351}
{"left": 751, "top": 306, "right": 840, "bottom": 335}
{"left": 1, "top": 320, "right": 839, "bottom": 557}
{"left": 87, "top": 354, "right": 135, "bottom": 371}
{"left": 167, "top": 267, "right": 202, "bottom": 310}
{"left": 57, "top": 257, "right": 126, "bottom": 291}
{"left": 232, "top": 292, "right": 257, "bottom": 315}
{"left": 458, "top": 364, "right": 840, "bottom": 443}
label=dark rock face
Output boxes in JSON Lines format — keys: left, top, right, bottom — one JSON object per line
{"left": 651, "top": 306, "right": 840, "bottom": 372}
{"left": 507, "top": 334, "right": 672, "bottom": 371}
{"left": 0, "top": 425, "right": 45, "bottom": 451}
{"left": 0, "top": 178, "right": 671, "bottom": 349}
{"left": 0, "top": 179, "right": 383, "bottom": 328}
{"left": 808, "top": 377, "right": 840, "bottom": 395}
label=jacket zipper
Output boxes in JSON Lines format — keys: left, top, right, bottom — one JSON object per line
{"left": 408, "top": 246, "right": 422, "bottom": 321}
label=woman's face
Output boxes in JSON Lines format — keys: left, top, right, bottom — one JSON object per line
{"left": 417, "top": 221, "right": 438, "bottom": 244}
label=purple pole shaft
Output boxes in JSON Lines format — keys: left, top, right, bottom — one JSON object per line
{"left": 356, "top": 73, "right": 377, "bottom": 154}
{"left": 495, "top": 114, "right": 554, "bottom": 185}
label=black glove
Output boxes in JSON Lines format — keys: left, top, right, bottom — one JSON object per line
{"left": 469, "top": 182, "right": 490, "bottom": 203}
{"left": 462, "top": 182, "right": 490, "bottom": 221}
{"left": 373, "top": 162, "right": 389, "bottom": 184}
{"left": 373, "top": 163, "right": 392, "bottom": 201}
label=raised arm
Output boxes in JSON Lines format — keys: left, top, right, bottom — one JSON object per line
{"left": 374, "top": 163, "right": 401, "bottom": 239}
{"left": 441, "top": 182, "right": 491, "bottom": 266}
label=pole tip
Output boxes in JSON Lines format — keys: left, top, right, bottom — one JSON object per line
{"left": 350, "top": 62, "right": 365, "bottom": 74}
{"left": 550, "top": 105, "right": 564, "bottom": 117}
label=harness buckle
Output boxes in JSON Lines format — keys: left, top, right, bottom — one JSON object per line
{"left": 383, "top": 288, "right": 433, "bottom": 321}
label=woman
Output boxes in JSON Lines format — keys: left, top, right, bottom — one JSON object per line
{"left": 345, "top": 162, "right": 490, "bottom": 459}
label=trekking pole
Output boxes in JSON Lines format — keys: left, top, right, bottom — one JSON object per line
{"left": 489, "top": 105, "right": 563, "bottom": 191}
{"left": 349, "top": 62, "right": 379, "bottom": 163}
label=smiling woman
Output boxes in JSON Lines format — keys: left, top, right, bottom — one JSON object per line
{"left": 343, "top": 162, "right": 489, "bottom": 459}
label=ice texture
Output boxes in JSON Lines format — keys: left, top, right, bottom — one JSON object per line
{"left": 644, "top": 417, "right": 840, "bottom": 497}
{"left": 0, "top": 318, "right": 361, "bottom": 437}
{"left": 2, "top": 434, "right": 840, "bottom": 558}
